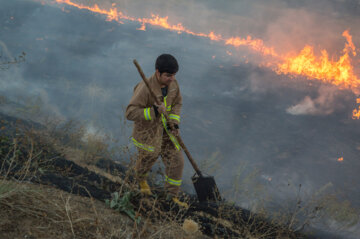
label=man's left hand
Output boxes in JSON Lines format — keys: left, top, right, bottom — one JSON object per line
{"left": 171, "top": 128, "right": 179, "bottom": 136}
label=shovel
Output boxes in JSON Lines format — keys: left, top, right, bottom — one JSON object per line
{"left": 133, "top": 59, "right": 222, "bottom": 203}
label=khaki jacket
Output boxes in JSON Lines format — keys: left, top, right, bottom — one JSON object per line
{"left": 125, "top": 73, "right": 182, "bottom": 152}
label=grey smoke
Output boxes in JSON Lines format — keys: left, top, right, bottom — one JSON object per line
{"left": 287, "top": 86, "right": 344, "bottom": 116}
{"left": 1, "top": 1, "right": 360, "bottom": 238}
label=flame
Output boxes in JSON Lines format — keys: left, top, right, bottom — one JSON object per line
{"left": 137, "top": 23, "right": 146, "bottom": 31}
{"left": 353, "top": 97, "right": 360, "bottom": 119}
{"left": 343, "top": 30, "right": 356, "bottom": 56}
{"left": 209, "top": 31, "right": 222, "bottom": 41}
{"left": 338, "top": 157, "right": 344, "bottom": 162}
{"left": 225, "top": 36, "right": 277, "bottom": 56}
{"left": 276, "top": 31, "right": 360, "bottom": 92}
{"left": 53, "top": 0, "right": 276, "bottom": 57}
{"left": 51, "top": 0, "right": 360, "bottom": 118}
{"left": 54, "top": 0, "right": 136, "bottom": 22}
{"left": 52, "top": 1, "right": 359, "bottom": 87}
{"left": 353, "top": 107, "right": 360, "bottom": 119}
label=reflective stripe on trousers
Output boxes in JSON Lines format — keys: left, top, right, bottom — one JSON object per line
{"left": 131, "top": 137, "right": 155, "bottom": 152}
{"left": 165, "top": 175, "right": 182, "bottom": 186}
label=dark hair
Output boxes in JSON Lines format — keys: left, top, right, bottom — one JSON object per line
{"left": 155, "top": 54, "right": 179, "bottom": 74}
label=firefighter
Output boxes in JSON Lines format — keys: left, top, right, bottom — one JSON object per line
{"left": 125, "top": 54, "right": 188, "bottom": 208}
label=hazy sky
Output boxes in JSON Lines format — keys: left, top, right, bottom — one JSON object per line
{"left": 1, "top": 0, "right": 360, "bottom": 238}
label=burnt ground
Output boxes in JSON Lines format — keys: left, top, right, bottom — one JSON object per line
{"left": 0, "top": 112, "right": 313, "bottom": 238}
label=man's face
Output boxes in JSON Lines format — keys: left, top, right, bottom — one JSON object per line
{"left": 156, "top": 69, "right": 176, "bottom": 87}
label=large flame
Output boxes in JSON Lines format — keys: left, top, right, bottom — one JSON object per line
{"left": 51, "top": 0, "right": 360, "bottom": 117}
{"left": 276, "top": 30, "right": 360, "bottom": 92}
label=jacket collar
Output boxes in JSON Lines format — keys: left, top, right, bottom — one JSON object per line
{"left": 149, "top": 73, "right": 176, "bottom": 98}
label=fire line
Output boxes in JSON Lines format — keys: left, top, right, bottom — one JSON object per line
{"left": 52, "top": 0, "right": 276, "bottom": 56}
{"left": 49, "top": 0, "right": 360, "bottom": 117}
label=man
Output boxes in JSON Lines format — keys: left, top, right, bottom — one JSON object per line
{"left": 125, "top": 54, "right": 188, "bottom": 208}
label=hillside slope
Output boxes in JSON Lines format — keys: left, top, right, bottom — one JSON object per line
{"left": 0, "top": 112, "right": 311, "bottom": 238}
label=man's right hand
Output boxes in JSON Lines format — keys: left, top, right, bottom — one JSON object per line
{"left": 154, "top": 102, "right": 166, "bottom": 114}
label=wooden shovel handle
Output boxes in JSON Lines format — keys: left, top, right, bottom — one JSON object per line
{"left": 133, "top": 60, "right": 160, "bottom": 105}
{"left": 133, "top": 59, "right": 203, "bottom": 177}
{"left": 175, "top": 134, "right": 203, "bottom": 177}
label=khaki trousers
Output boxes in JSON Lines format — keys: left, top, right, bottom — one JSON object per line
{"left": 135, "top": 131, "right": 184, "bottom": 195}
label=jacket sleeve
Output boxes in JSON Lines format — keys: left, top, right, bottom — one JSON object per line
{"left": 125, "top": 83, "right": 157, "bottom": 122}
{"left": 168, "top": 87, "right": 182, "bottom": 125}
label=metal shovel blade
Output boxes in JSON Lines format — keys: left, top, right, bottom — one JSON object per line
{"left": 192, "top": 174, "right": 222, "bottom": 202}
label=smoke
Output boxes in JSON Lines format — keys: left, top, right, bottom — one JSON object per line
{"left": 2, "top": 1, "right": 360, "bottom": 238}
{"left": 0, "top": 40, "right": 15, "bottom": 61}
{"left": 0, "top": 34, "right": 64, "bottom": 121}
{"left": 287, "top": 96, "right": 320, "bottom": 115}
{"left": 286, "top": 86, "right": 345, "bottom": 116}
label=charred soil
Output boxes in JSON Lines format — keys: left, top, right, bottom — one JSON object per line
{"left": 0, "top": 112, "right": 312, "bottom": 238}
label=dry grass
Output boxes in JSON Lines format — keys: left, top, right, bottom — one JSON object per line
{"left": 0, "top": 181, "right": 132, "bottom": 239}
{"left": 0, "top": 181, "right": 209, "bottom": 239}
{"left": 1, "top": 115, "right": 359, "bottom": 238}
{"left": 0, "top": 118, "right": 208, "bottom": 239}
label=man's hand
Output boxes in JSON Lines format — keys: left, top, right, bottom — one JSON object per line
{"left": 154, "top": 102, "right": 166, "bottom": 114}
{"left": 171, "top": 128, "right": 179, "bottom": 136}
